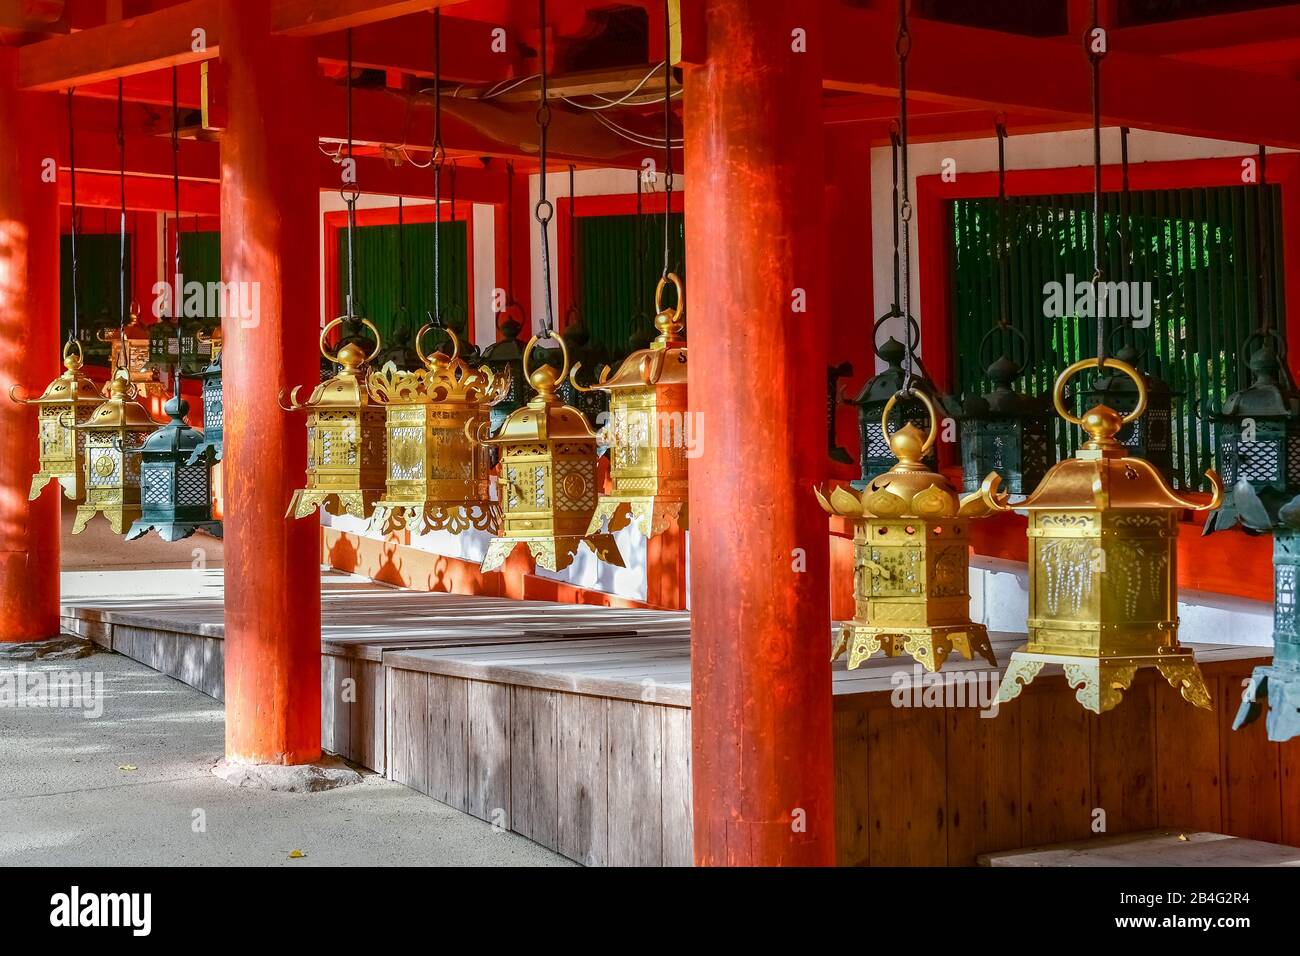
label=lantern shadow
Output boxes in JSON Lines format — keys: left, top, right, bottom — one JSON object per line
{"left": 326, "top": 533, "right": 360, "bottom": 575}
{"left": 371, "top": 540, "right": 409, "bottom": 588}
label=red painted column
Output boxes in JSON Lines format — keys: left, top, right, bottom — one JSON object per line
{"left": 685, "top": 0, "right": 835, "bottom": 864}
{"left": 0, "top": 49, "right": 61, "bottom": 644}
{"left": 219, "top": 1, "right": 321, "bottom": 765}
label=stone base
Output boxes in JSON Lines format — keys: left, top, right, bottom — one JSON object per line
{"left": 0, "top": 635, "right": 98, "bottom": 662}
{"left": 212, "top": 755, "right": 363, "bottom": 793}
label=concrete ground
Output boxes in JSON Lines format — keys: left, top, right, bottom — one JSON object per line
{"left": 0, "top": 650, "right": 570, "bottom": 867}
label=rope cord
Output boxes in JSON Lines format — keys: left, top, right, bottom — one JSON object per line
{"left": 535, "top": 0, "right": 555, "bottom": 337}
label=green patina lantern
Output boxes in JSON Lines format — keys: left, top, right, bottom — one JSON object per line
{"left": 1081, "top": 339, "right": 1175, "bottom": 485}
{"left": 959, "top": 327, "right": 1054, "bottom": 495}
{"left": 126, "top": 389, "right": 221, "bottom": 542}
{"left": 188, "top": 330, "right": 223, "bottom": 466}
{"left": 1204, "top": 331, "right": 1300, "bottom": 533}
{"left": 849, "top": 315, "right": 961, "bottom": 489}
{"left": 481, "top": 313, "right": 528, "bottom": 434}
{"left": 1236, "top": 496, "right": 1300, "bottom": 741}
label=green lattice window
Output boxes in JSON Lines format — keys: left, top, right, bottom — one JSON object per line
{"left": 950, "top": 184, "right": 1286, "bottom": 491}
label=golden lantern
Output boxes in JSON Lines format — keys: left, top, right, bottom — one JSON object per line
{"left": 991, "top": 357, "right": 1223, "bottom": 714}
{"left": 98, "top": 302, "right": 164, "bottom": 397}
{"left": 572, "top": 274, "right": 689, "bottom": 539}
{"left": 817, "top": 389, "right": 1003, "bottom": 672}
{"left": 368, "top": 325, "right": 507, "bottom": 535}
{"left": 72, "top": 367, "right": 161, "bottom": 535}
{"left": 283, "top": 318, "right": 388, "bottom": 521}
{"left": 470, "top": 331, "right": 624, "bottom": 573}
{"left": 9, "top": 340, "right": 102, "bottom": 501}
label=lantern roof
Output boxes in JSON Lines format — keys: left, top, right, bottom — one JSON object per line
{"left": 285, "top": 325, "right": 379, "bottom": 411}
{"left": 1219, "top": 339, "right": 1300, "bottom": 419}
{"left": 1085, "top": 343, "right": 1172, "bottom": 397}
{"left": 589, "top": 303, "right": 688, "bottom": 392}
{"left": 962, "top": 355, "right": 1049, "bottom": 418}
{"left": 478, "top": 331, "right": 599, "bottom": 445}
{"left": 84, "top": 370, "right": 159, "bottom": 430}
{"left": 481, "top": 316, "right": 526, "bottom": 362}
{"left": 851, "top": 337, "right": 962, "bottom": 418}
{"left": 139, "top": 394, "right": 204, "bottom": 454}
{"left": 97, "top": 304, "right": 150, "bottom": 343}
{"left": 25, "top": 344, "right": 101, "bottom": 406}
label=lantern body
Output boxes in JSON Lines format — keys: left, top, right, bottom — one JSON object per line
{"left": 72, "top": 371, "right": 160, "bottom": 535}
{"left": 286, "top": 323, "right": 388, "bottom": 521}
{"left": 993, "top": 358, "right": 1222, "bottom": 714}
{"left": 480, "top": 319, "right": 528, "bottom": 435}
{"left": 11, "top": 342, "right": 102, "bottom": 501}
{"left": 850, "top": 336, "right": 960, "bottom": 488}
{"left": 100, "top": 310, "right": 164, "bottom": 398}
{"left": 188, "top": 348, "right": 224, "bottom": 465}
{"left": 584, "top": 296, "right": 690, "bottom": 539}
{"left": 960, "top": 356, "right": 1054, "bottom": 495}
{"left": 818, "top": 390, "right": 1002, "bottom": 672}
{"left": 368, "top": 345, "right": 506, "bottom": 535}
{"left": 475, "top": 334, "right": 624, "bottom": 573}
{"left": 127, "top": 393, "right": 221, "bottom": 541}
{"left": 1236, "top": 521, "right": 1300, "bottom": 741}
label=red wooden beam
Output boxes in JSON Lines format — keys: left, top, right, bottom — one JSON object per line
{"left": 61, "top": 130, "right": 220, "bottom": 181}
{"left": 318, "top": 152, "right": 507, "bottom": 204}
{"left": 58, "top": 169, "right": 219, "bottom": 213}
{"left": 315, "top": 13, "right": 521, "bottom": 83}
{"left": 270, "top": 0, "right": 462, "bottom": 38}
{"left": 822, "top": 6, "right": 1300, "bottom": 149}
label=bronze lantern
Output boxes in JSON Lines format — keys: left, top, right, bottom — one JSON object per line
{"left": 283, "top": 318, "right": 388, "bottom": 521}
{"left": 572, "top": 274, "right": 689, "bottom": 539}
{"left": 992, "top": 358, "right": 1222, "bottom": 714}
{"left": 470, "top": 331, "right": 624, "bottom": 574}
{"left": 72, "top": 368, "right": 161, "bottom": 535}
{"left": 9, "top": 340, "right": 102, "bottom": 501}
{"left": 368, "top": 325, "right": 507, "bottom": 536}
{"left": 817, "top": 389, "right": 1003, "bottom": 672}
{"left": 99, "top": 303, "right": 164, "bottom": 399}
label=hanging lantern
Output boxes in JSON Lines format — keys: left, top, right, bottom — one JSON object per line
{"left": 1235, "top": 495, "right": 1300, "bottom": 741}
{"left": 545, "top": 317, "right": 608, "bottom": 426}
{"left": 470, "top": 331, "right": 623, "bottom": 573}
{"left": 481, "top": 313, "right": 529, "bottom": 434}
{"left": 849, "top": 315, "right": 961, "bottom": 488}
{"left": 9, "top": 340, "right": 102, "bottom": 502}
{"left": 817, "top": 389, "right": 1003, "bottom": 671}
{"left": 573, "top": 273, "right": 688, "bottom": 539}
{"left": 99, "top": 303, "right": 164, "bottom": 397}
{"left": 1079, "top": 339, "right": 1175, "bottom": 485}
{"left": 188, "top": 328, "right": 223, "bottom": 465}
{"left": 369, "top": 325, "right": 506, "bottom": 536}
{"left": 1203, "top": 331, "right": 1300, "bottom": 534}
{"left": 126, "top": 391, "right": 221, "bottom": 541}
{"left": 960, "top": 326, "right": 1054, "bottom": 495}
{"left": 991, "top": 357, "right": 1222, "bottom": 714}
{"left": 283, "top": 318, "right": 388, "bottom": 521}
{"left": 72, "top": 368, "right": 161, "bottom": 535}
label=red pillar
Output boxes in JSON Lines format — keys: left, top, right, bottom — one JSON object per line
{"left": 684, "top": 0, "right": 835, "bottom": 864}
{"left": 219, "top": 1, "right": 321, "bottom": 765}
{"left": 0, "top": 50, "right": 61, "bottom": 644}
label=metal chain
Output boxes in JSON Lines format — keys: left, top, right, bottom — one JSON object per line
{"left": 397, "top": 196, "right": 407, "bottom": 325}
{"left": 896, "top": 0, "right": 914, "bottom": 391}
{"left": 568, "top": 163, "right": 578, "bottom": 319}
{"left": 506, "top": 160, "right": 516, "bottom": 309}
{"left": 67, "top": 89, "right": 80, "bottom": 345}
{"left": 1257, "top": 144, "right": 1272, "bottom": 334}
{"left": 432, "top": 9, "right": 444, "bottom": 328}
{"left": 171, "top": 65, "right": 183, "bottom": 395}
{"left": 344, "top": 28, "right": 358, "bottom": 320}
{"left": 535, "top": 0, "right": 555, "bottom": 337}
{"left": 888, "top": 124, "right": 900, "bottom": 313}
{"left": 1087, "top": 0, "right": 1106, "bottom": 366}
{"left": 661, "top": 0, "right": 673, "bottom": 279}
{"left": 1120, "top": 125, "right": 1130, "bottom": 282}
{"left": 635, "top": 167, "right": 644, "bottom": 320}
{"left": 117, "top": 79, "right": 127, "bottom": 359}
{"left": 995, "top": 118, "right": 1010, "bottom": 330}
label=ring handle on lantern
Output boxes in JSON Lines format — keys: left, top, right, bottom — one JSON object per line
{"left": 522, "top": 330, "right": 569, "bottom": 387}
{"left": 1053, "top": 356, "right": 1148, "bottom": 427}
{"left": 880, "top": 387, "right": 939, "bottom": 457}
{"left": 873, "top": 309, "right": 921, "bottom": 358}
{"left": 416, "top": 322, "right": 461, "bottom": 367}
{"left": 977, "top": 321, "right": 1032, "bottom": 377}
{"left": 568, "top": 360, "right": 611, "bottom": 394}
{"left": 319, "top": 316, "right": 382, "bottom": 366}
{"left": 655, "top": 273, "right": 685, "bottom": 324}
{"left": 1240, "top": 328, "right": 1288, "bottom": 371}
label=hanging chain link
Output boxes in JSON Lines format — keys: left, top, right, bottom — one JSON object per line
{"left": 568, "top": 163, "right": 579, "bottom": 321}
{"left": 995, "top": 118, "right": 1012, "bottom": 331}
{"left": 171, "top": 66, "right": 183, "bottom": 395}
{"left": 1087, "top": 0, "right": 1107, "bottom": 367}
{"left": 67, "top": 89, "right": 80, "bottom": 346}
{"left": 661, "top": 0, "right": 673, "bottom": 280}
{"left": 343, "top": 28, "right": 360, "bottom": 321}
{"left": 895, "top": 0, "right": 914, "bottom": 393}
{"left": 432, "top": 9, "right": 444, "bottom": 328}
{"left": 535, "top": 0, "right": 555, "bottom": 337}
{"left": 116, "top": 79, "right": 129, "bottom": 364}
{"left": 1257, "top": 144, "right": 1272, "bottom": 335}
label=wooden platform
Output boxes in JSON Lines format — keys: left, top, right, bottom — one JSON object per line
{"left": 61, "top": 576, "right": 1296, "bottom": 867}
{"left": 981, "top": 829, "right": 1300, "bottom": 866}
